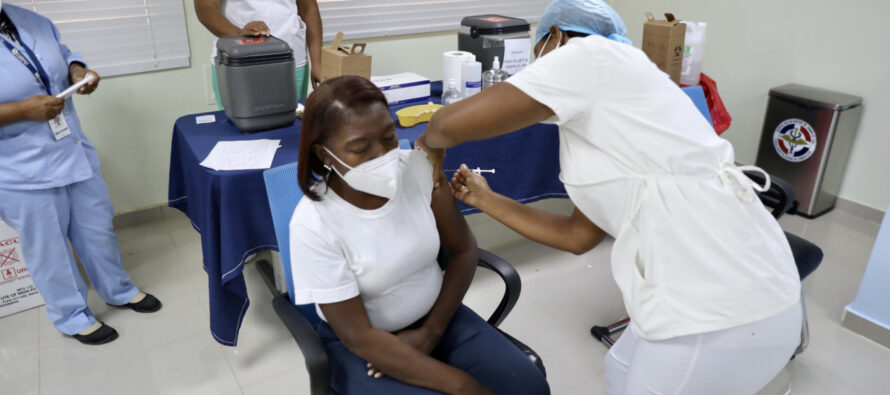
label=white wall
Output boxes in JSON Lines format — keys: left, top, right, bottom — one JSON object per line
{"left": 71, "top": 2, "right": 459, "bottom": 214}
{"left": 611, "top": 0, "right": 889, "bottom": 211}
{"left": 73, "top": 0, "right": 889, "bottom": 213}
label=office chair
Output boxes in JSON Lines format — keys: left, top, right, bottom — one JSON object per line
{"left": 259, "top": 143, "right": 545, "bottom": 395}
{"left": 591, "top": 89, "right": 824, "bottom": 357}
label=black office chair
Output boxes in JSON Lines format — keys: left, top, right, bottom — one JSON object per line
{"left": 591, "top": 172, "right": 823, "bottom": 356}
{"left": 259, "top": 161, "right": 545, "bottom": 395}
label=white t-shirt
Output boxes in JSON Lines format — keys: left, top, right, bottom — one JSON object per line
{"left": 288, "top": 150, "right": 443, "bottom": 332}
{"left": 507, "top": 36, "right": 800, "bottom": 340}
{"left": 210, "top": 0, "right": 308, "bottom": 66}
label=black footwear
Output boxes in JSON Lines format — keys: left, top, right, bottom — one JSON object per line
{"left": 72, "top": 323, "right": 118, "bottom": 345}
{"left": 109, "top": 293, "right": 162, "bottom": 313}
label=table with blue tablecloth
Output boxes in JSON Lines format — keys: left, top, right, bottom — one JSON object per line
{"left": 167, "top": 84, "right": 566, "bottom": 346}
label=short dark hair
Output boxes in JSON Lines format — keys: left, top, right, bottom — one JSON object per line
{"left": 297, "top": 76, "right": 389, "bottom": 201}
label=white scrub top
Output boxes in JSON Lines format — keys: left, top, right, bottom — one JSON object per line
{"left": 210, "top": 0, "right": 307, "bottom": 66}
{"left": 507, "top": 35, "right": 800, "bottom": 341}
{"left": 288, "top": 150, "right": 443, "bottom": 332}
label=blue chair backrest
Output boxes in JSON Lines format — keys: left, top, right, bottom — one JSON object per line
{"left": 681, "top": 86, "right": 713, "bottom": 126}
{"left": 399, "top": 138, "right": 411, "bottom": 150}
{"left": 262, "top": 162, "right": 322, "bottom": 326}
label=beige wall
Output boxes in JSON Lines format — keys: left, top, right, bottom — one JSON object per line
{"left": 73, "top": 0, "right": 888, "bottom": 213}
{"left": 611, "top": 0, "right": 889, "bottom": 211}
{"left": 71, "top": 2, "right": 458, "bottom": 214}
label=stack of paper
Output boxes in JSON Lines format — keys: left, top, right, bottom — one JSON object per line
{"left": 200, "top": 139, "right": 282, "bottom": 171}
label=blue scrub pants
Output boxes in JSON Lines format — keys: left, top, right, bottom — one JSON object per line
{"left": 0, "top": 175, "right": 139, "bottom": 335}
{"left": 316, "top": 305, "right": 550, "bottom": 395}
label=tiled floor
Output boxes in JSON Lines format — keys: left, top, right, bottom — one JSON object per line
{"left": 0, "top": 199, "right": 887, "bottom": 394}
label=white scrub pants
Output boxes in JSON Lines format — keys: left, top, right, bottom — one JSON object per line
{"left": 0, "top": 175, "right": 139, "bottom": 335}
{"left": 605, "top": 301, "right": 802, "bottom": 395}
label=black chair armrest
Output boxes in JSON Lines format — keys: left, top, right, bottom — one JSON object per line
{"left": 257, "top": 261, "right": 332, "bottom": 395}
{"left": 746, "top": 171, "right": 795, "bottom": 219}
{"left": 476, "top": 249, "right": 521, "bottom": 328}
{"left": 272, "top": 296, "right": 332, "bottom": 395}
{"left": 785, "top": 232, "right": 824, "bottom": 280}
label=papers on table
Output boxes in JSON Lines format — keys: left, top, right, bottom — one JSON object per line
{"left": 200, "top": 139, "right": 281, "bottom": 171}
{"left": 195, "top": 114, "right": 216, "bottom": 124}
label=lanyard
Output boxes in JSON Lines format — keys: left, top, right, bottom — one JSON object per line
{"left": 2, "top": 29, "right": 53, "bottom": 95}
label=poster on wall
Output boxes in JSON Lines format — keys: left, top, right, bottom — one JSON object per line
{"left": 0, "top": 220, "right": 44, "bottom": 318}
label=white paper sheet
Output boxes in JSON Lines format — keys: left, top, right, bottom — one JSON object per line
{"left": 200, "top": 139, "right": 281, "bottom": 171}
{"left": 501, "top": 38, "right": 531, "bottom": 75}
{"left": 196, "top": 114, "right": 216, "bottom": 124}
{"left": 55, "top": 74, "right": 95, "bottom": 99}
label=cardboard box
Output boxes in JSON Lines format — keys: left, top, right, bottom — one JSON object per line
{"left": 371, "top": 73, "right": 431, "bottom": 105}
{"left": 0, "top": 220, "right": 44, "bottom": 318}
{"left": 321, "top": 32, "right": 372, "bottom": 81}
{"left": 642, "top": 12, "right": 686, "bottom": 84}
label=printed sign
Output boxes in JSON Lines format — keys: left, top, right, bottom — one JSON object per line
{"left": 502, "top": 38, "right": 530, "bottom": 76}
{"left": 0, "top": 220, "right": 44, "bottom": 318}
{"left": 773, "top": 118, "right": 818, "bottom": 163}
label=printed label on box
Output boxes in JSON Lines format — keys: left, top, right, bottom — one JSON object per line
{"left": 0, "top": 220, "right": 44, "bottom": 318}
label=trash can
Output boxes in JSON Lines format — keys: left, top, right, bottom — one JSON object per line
{"left": 755, "top": 84, "right": 863, "bottom": 218}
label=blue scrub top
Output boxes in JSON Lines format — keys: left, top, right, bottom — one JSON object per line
{"left": 0, "top": 5, "right": 99, "bottom": 191}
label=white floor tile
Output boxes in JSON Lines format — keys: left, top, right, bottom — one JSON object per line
{"left": 0, "top": 201, "right": 885, "bottom": 394}
{"left": 0, "top": 349, "right": 39, "bottom": 395}
{"left": 241, "top": 369, "right": 309, "bottom": 395}
{"left": 561, "top": 374, "right": 606, "bottom": 395}
{"left": 219, "top": 264, "right": 306, "bottom": 388}
{"left": 39, "top": 332, "right": 240, "bottom": 395}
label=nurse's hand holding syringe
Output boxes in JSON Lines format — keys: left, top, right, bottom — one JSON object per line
{"left": 450, "top": 164, "right": 605, "bottom": 255}
{"left": 449, "top": 164, "right": 495, "bottom": 209}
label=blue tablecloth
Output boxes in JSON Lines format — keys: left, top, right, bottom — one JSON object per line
{"left": 167, "top": 87, "right": 565, "bottom": 346}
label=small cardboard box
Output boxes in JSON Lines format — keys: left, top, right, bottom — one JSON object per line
{"left": 642, "top": 12, "right": 686, "bottom": 84}
{"left": 321, "top": 32, "right": 372, "bottom": 81}
{"left": 0, "top": 220, "right": 44, "bottom": 318}
{"left": 371, "top": 73, "right": 431, "bottom": 105}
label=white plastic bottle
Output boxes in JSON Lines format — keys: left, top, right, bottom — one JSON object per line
{"left": 680, "top": 22, "right": 707, "bottom": 85}
{"left": 442, "top": 79, "right": 462, "bottom": 105}
{"left": 461, "top": 61, "right": 482, "bottom": 99}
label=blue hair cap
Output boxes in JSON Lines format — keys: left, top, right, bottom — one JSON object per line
{"left": 535, "top": 0, "right": 632, "bottom": 46}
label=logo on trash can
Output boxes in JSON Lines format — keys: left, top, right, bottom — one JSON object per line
{"left": 773, "top": 119, "right": 817, "bottom": 163}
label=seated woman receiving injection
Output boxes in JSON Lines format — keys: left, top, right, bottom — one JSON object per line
{"left": 289, "top": 76, "right": 549, "bottom": 395}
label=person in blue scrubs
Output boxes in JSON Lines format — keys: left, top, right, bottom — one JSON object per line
{"left": 0, "top": 3, "right": 161, "bottom": 345}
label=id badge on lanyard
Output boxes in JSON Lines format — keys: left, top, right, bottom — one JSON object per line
{"left": 2, "top": 31, "right": 71, "bottom": 141}
{"left": 49, "top": 113, "right": 71, "bottom": 140}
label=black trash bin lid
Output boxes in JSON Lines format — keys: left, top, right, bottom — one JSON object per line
{"left": 769, "top": 84, "right": 862, "bottom": 111}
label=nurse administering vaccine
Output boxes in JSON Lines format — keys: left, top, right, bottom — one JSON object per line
{"left": 416, "top": 0, "right": 802, "bottom": 393}
{"left": 0, "top": 3, "right": 161, "bottom": 345}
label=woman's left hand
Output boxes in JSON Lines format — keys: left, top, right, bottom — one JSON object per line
{"left": 366, "top": 326, "right": 442, "bottom": 379}
{"left": 68, "top": 64, "right": 100, "bottom": 95}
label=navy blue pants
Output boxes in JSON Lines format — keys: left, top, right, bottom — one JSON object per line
{"left": 316, "top": 305, "right": 550, "bottom": 394}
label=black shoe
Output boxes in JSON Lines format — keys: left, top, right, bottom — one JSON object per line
{"left": 109, "top": 293, "right": 162, "bottom": 313}
{"left": 72, "top": 323, "right": 118, "bottom": 345}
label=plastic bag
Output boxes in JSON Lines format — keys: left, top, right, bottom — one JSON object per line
{"left": 697, "top": 73, "right": 732, "bottom": 135}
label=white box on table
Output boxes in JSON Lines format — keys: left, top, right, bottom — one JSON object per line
{"left": 0, "top": 220, "right": 44, "bottom": 318}
{"left": 371, "top": 73, "right": 431, "bottom": 105}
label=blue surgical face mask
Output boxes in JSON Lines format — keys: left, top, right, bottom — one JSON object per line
{"left": 536, "top": 29, "right": 564, "bottom": 59}
{"left": 324, "top": 147, "right": 400, "bottom": 199}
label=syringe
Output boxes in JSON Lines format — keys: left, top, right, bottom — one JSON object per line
{"left": 444, "top": 167, "right": 496, "bottom": 175}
